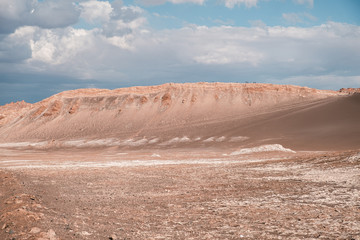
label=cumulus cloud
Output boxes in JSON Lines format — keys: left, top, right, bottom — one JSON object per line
{"left": 193, "top": 47, "right": 263, "bottom": 65}
{"left": 0, "top": 26, "right": 34, "bottom": 62}
{"left": 224, "top": 0, "right": 258, "bottom": 8}
{"left": 102, "top": 4, "right": 146, "bottom": 37}
{"left": 188, "top": 27, "right": 264, "bottom": 65}
{"left": 0, "top": 0, "right": 80, "bottom": 34}
{"left": 0, "top": 0, "right": 150, "bottom": 83}
{"left": 11, "top": 22, "right": 359, "bottom": 81}
{"left": 29, "top": 27, "right": 98, "bottom": 65}
{"left": 79, "top": 0, "right": 113, "bottom": 23}
{"left": 78, "top": 0, "right": 146, "bottom": 37}
{"left": 111, "top": 2, "right": 144, "bottom": 22}
{"left": 0, "top": 0, "right": 359, "bottom": 97}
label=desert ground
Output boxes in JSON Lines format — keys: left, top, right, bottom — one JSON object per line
{"left": 0, "top": 149, "right": 359, "bottom": 240}
{"left": 0, "top": 83, "right": 359, "bottom": 239}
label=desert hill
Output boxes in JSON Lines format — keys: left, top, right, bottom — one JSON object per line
{"left": 0, "top": 83, "right": 359, "bottom": 151}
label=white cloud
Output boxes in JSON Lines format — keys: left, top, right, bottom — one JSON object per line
{"left": 79, "top": 0, "right": 113, "bottom": 23}
{"left": 102, "top": 4, "right": 146, "bottom": 37}
{"left": 0, "top": 0, "right": 29, "bottom": 20}
{"left": 105, "top": 35, "right": 135, "bottom": 50}
{"left": 193, "top": 49, "right": 262, "bottom": 65}
{"left": 1, "top": 1, "right": 359, "bottom": 92}
{"left": 192, "top": 39, "right": 263, "bottom": 65}
{"left": 29, "top": 27, "right": 96, "bottom": 65}
{"left": 224, "top": 0, "right": 258, "bottom": 8}
{"left": 30, "top": 1, "right": 80, "bottom": 28}
{"left": 111, "top": 5, "right": 144, "bottom": 22}
{"left": 103, "top": 16, "right": 147, "bottom": 37}
{"left": 0, "top": 0, "right": 80, "bottom": 34}
{"left": 0, "top": 26, "right": 34, "bottom": 62}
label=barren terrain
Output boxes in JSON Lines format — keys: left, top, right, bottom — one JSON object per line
{"left": 0, "top": 83, "right": 359, "bottom": 239}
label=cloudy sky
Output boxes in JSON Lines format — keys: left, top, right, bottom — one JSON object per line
{"left": 0, "top": 0, "right": 359, "bottom": 104}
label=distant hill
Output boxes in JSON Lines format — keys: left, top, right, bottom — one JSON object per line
{"left": 0, "top": 83, "right": 359, "bottom": 151}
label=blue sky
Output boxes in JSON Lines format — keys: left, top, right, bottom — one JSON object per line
{"left": 144, "top": 0, "right": 360, "bottom": 28}
{"left": 0, "top": 0, "right": 360, "bottom": 104}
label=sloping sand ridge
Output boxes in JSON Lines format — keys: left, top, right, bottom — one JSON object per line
{"left": 0, "top": 83, "right": 359, "bottom": 151}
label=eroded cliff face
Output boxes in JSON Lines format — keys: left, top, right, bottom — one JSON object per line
{"left": 0, "top": 83, "right": 344, "bottom": 145}
{"left": 0, "top": 100, "right": 33, "bottom": 126}
{"left": 339, "top": 88, "right": 360, "bottom": 94}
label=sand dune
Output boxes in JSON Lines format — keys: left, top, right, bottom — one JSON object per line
{"left": 0, "top": 83, "right": 358, "bottom": 151}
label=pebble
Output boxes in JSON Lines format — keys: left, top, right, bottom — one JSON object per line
{"left": 48, "top": 229, "right": 57, "bottom": 239}
{"left": 109, "top": 234, "right": 118, "bottom": 240}
{"left": 30, "top": 227, "right": 41, "bottom": 234}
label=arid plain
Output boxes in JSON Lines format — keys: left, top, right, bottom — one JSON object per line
{"left": 0, "top": 83, "right": 359, "bottom": 240}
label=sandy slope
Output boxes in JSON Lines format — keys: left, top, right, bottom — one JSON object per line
{"left": 0, "top": 83, "right": 359, "bottom": 151}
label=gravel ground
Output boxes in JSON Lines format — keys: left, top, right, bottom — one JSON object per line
{"left": 0, "top": 149, "right": 359, "bottom": 240}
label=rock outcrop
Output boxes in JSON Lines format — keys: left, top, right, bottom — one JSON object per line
{"left": 339, "top": 88, "right": 360, "bottom": 94}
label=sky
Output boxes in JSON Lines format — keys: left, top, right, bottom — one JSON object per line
{"left": 0, "top": 0, "right": 360, "bottom": 105}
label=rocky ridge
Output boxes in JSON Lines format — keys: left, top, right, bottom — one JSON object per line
{"left": 0, "top": 82, "right": 339, "bottom": 127}
{"left": 0, "top": 82, "right": 356, "bottom": 150}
